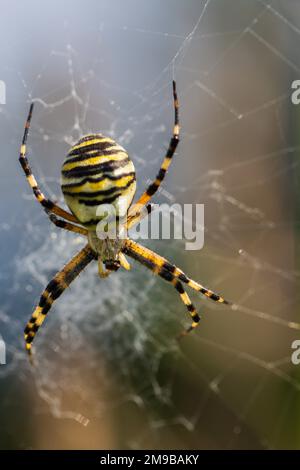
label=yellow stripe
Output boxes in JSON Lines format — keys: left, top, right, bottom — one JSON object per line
{"left": 27, "top": 174, "right": 38, "bottom": 187}
{"left": 62, "top": 154, "right": 128, "bottom": 171}
{"left": 75, "top": 181, "right": 135, "bottom": 202}
{"left": 69, "top": 145, "right": 125, "bottom": 157}
{"left": 180, "top": 291, "right": 190, "bottom": 306}
{"left": 69, "top": 138, "right": 115, "bottom": 153}
{"left": 61, "top": 161, "right": 135, "bottom": 185}
{"left": 161, "top": 158, "right": 171, "bottom": 171}
{"left": 63, "top": 174, "right": 134, "bottom": 193}
{"left": 174, "top": 124, "right": 180, "bottom": 136}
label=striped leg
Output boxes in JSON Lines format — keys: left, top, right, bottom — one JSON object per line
{"left": 126, "top": 203, "right": 153, "bottom": 230}
{"left": 173, "top": 280, "right": 201, "bottom": 339}
{"left": 48, "top": 213, "right": 87, "bottom": 236}
{"left": 24, "top": 244, "right": 96, "bottom": 356}
{"left": 123, "top": 239, "right": 230, "bottom": 305}
{"left": 128, "top": 81, "right": 179, "bottom": 221}
{"left": 19, "top": 103, "right": 78, "bottom": 223}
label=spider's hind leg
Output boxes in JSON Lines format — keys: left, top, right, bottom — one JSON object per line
{"left": 24, "top": 244, "right": 95, "bottom": 356}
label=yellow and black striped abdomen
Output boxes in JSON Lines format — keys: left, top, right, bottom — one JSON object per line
{"left": 61, "top": 134, "right": 136, "bottom": 229}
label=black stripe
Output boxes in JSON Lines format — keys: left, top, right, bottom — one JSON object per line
{"left": 49, "top": 217, "right": 68, "bottom": 229}
{"left": 39, "top": 292, "right": 49, "bottom": 308}
{"left": 174, "top": 281, "right": 184, "bottom": 294}
{"left": 47, "top": 279, "right": 64, "bottom": 300}
{"left": 178, "top": 273, "right": 189, "bottom": 284}
{"left": 61, "top": 171, "right": 136, "bottom": 189}
{"left": 123, "top": 247, "right": 176, "bottom": 283}
{"left": 146, "top": 182, "right": 159, "bottom": 197}
{"left": 68, "top": 141, "right": 116, "bottom": 156}
{"left": 162, "top": 262, "right": 176, "bottom": 274}
{"left": 166, "top": 137, "right": 179, "bottom": 158}
{"left": 123, "top": 246, "right": 156, "bottom": 271}
{"left": 191, "top": 313, "right": 200, "bottom": 323}
{"left": 78, "top": 191, "right": 128, "bottom": 206}
{"left": 158, "top": 268, "right": 175, "bottom": 283}
{"left": 65, "top": 148, "right": 126, "bottom": 165}
{"left": 157, "top": 168, "right": 167, "bottom": 181}
{"left": 63, "top": 177, "right": 135, "bottom": 198}
{"left": 62, "top": 158, "right": 130, "bottom": 178}
{"left": 22, "top": 104, "right": 34, "bottom": 145}
{"left": 83, "top": 215, "right": 123, "bottom": 227}
{"left": 210, "top": 293, "right": 221, "bottom": 301}
{"left": 20, "top": 160, "right": 32, "bottom": 176}
{"left": 26, "top": 334, "right": 34, "bottom": 344}
{"left": 33, "top": 187, "right": 42, "bottom": 198}
{"left": 41, "top": 199, "right": 54, "bottom": 210}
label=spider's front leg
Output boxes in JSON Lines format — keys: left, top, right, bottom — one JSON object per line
{"left": 127, "top": 81, "right": 179, "bottom": 223}
{"left": 19, "top": 103, "right": 79, "bottom": 226}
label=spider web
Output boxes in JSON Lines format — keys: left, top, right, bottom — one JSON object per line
{"left": 1, "top": 0, "right": 300, "bottom": 450}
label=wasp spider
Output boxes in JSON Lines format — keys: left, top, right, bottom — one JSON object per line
{"left": 19, "top": 82, "right": 230, "bottom": 357}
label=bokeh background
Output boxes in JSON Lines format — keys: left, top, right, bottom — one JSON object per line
{"left": 1, "top": 0, "right": 300, "bottom": 449}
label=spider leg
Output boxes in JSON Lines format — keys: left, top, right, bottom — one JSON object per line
{"left": 119, "top": 252, "right": 131, "bottom": 270}
{"left": 126, "top": 203, "right": 153, "bottom": 230}
{"left": 172, "top": 280, "right": 201, "bottom": 339}
{"left": 128, "top": 81, "right": 179, "bottom": 221}
{"left": 48, "top": 213, "right": 87, "bottom": 236}
{"left": 122, "top": 239, "right": 230, "bottom": 305}
{"left": 24, "top": 243, "right": 96, "bottom": 356}
{"left": 19, "top": 103, "right": 78, "bottom": 224}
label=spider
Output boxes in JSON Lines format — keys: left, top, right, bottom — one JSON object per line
{"left": 19, "top": 81, "right": 230, "bottom": 357}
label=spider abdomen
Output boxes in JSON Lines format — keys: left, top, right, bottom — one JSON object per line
{"left": 61, "top": 134, "right": 136, "bottom": 229}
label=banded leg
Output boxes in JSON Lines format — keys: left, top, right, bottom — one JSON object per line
{"left": 48, "top": 213, "right": 88, "bottom": 236}
{"left": 128, "top": 81, "right": 179, "bottom": 220}
{"left": 123, "top": 239, "right": 230, "bottom": 305}
{"left": 173, "top": 280, "right": 201, "bottom": 339}
{"left": 24, "top": 244, "right": 96, "bottom": 356}
{"left": 126, "top": 203, "right": 153, "bottom": 230}
{"left": 19, "top": 103, "right": 78, "bottom": 223}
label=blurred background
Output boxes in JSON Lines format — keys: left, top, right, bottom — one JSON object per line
{"left": 0, "top": 0, "right": 300, "bottom": 450}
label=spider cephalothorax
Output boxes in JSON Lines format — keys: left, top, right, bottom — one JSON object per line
{"left": 19, "top": 82, "right": 230, "bottom": 357}
{"left": 87, "top": 230, "right": 126, "bottom": 275}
